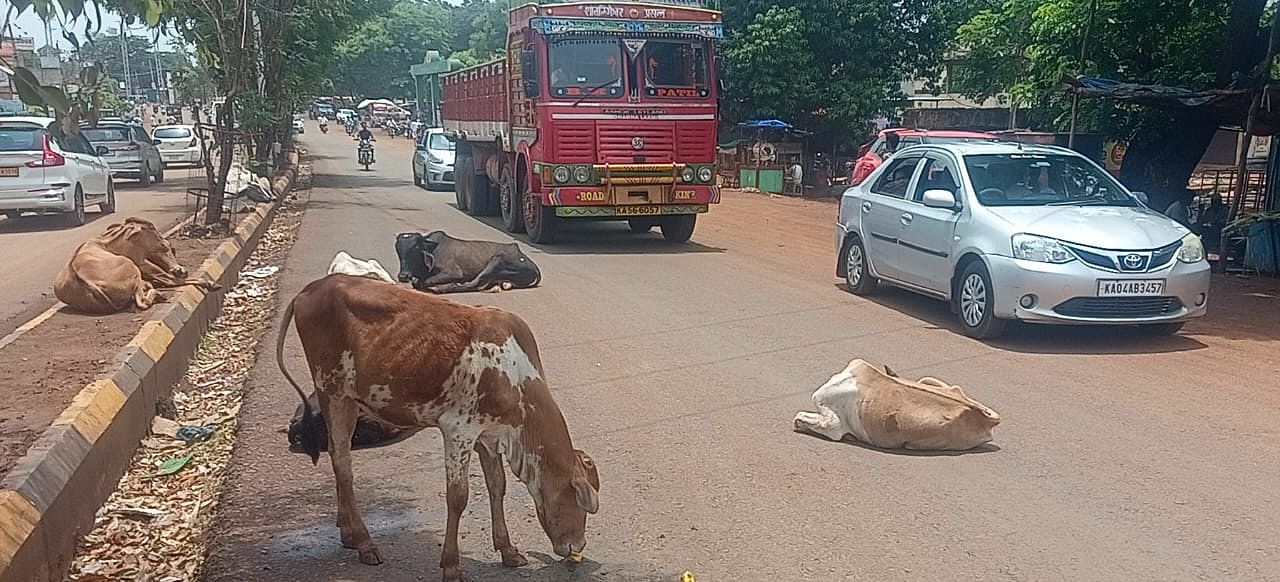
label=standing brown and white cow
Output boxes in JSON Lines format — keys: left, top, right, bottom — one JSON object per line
{"left": 277, "top": 274, "right": 599, "bottom": 581}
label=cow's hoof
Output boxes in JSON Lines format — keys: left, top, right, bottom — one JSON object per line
{"left": 357, "top": 544, "right": 383, "bottom": 565}
{"left": 500, "top": 548, "right": 528, "bottom": 567}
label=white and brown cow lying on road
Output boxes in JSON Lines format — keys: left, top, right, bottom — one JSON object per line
{"left": 277, "top": 274, "right": 599, "bottom": 581}
{"left": 53, "top": 217, "right": 212, "bottom": 314}
{"left": 794, "top": 359, "right": 1000, "bottom": 451}
{"left": 326, "top": 251, "right": 395, "bottom": 283}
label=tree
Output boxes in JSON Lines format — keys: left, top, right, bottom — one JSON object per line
{"left": 333, "top": 0, "right": 452, "bottom": 98}
{"left": 721, "top": 1, "right": 969, "bottom": 147}
{"left": 949, "top": 0, "right": 1268, "bottom": 210}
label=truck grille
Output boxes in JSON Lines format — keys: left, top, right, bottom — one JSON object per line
{"left": 1052, "top": 297, "right": 1182, "bottom": 319}
{"left": 554, "top": 122, "right": 596, "bottom": 163}
{"left": 598, "top": 122, "right": 674, "bottom": 163}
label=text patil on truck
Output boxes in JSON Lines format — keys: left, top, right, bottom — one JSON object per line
{"left": 441, "top": 0, "right": 723, "bottom": 244}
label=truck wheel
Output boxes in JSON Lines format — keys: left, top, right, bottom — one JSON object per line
{"left": 523, "top": 192, "right": 557, "bottom": 244}
{"left": 500, "top": 165, "right": 525, "bottom": 233}
{"left": 454, "top": 158, "right": 471, "bottom": 212}
{"left": 660, "top": 214, "right": 697, "bottom": 243}
{"left": 470, "top": 171, "right": 496, "bottom": 216}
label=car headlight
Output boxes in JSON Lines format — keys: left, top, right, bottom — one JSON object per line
{"left": 697, "top": 165, "right": 714, "bottom": 183}
{"left": 681, "top": 166, "right": 695, "bottom": 183}
{"left": 1011, "top": 234, "right": 1075, "bottom": 263}
{"left": 552, "top": 165, "right": 571, "bottom": 184}
{"left": 573, "top": 165, "right": 591, "bottom": 183}
{"left": 1177, "top": 233, "right": 1205, "bottom": 263}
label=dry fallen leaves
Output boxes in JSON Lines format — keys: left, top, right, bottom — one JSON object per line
{"left": 66, "top": 166, "right": 312, "bottom": 582}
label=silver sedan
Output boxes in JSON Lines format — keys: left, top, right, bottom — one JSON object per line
{"left": 835, "top": 142, "right": 1210, "bottom": 339}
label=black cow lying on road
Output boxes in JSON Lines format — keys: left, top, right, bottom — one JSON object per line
{"left": 394, "top": 231, "right": 542, "bottom": 293}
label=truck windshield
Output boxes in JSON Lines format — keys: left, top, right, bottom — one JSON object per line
{"left": 548, "top": 39, "right": 624, "bottom": 98}
{"left": 643, "top": 40, "right": 710, "bottom": 98}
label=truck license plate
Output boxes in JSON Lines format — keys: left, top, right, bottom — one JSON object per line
{"left": 1097, "top": 279, "right": 1165, "bottom": 297}
{"left": 615, "top": 205, "right": 661, "bottom": 216}
{"left": 0, "top": 167, "right": 18, "bottom": 177}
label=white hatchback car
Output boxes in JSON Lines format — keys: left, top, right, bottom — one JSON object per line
{"left": 153, "top": 124, "right": 204, "bottom": 167}
{"left": 0, "top": 116, "right": 114, "bottom": 226}
{"left": 836, "top": 142, "right": 1210, "bottom": 339}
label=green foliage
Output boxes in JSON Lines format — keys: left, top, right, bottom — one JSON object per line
{"left": 950, "top": 0, "right": 1233, "bottom": 133}
{"left": 333, "top": 0, "right": 452, "bottom": 97}
{"left": 721, "top": 1, "right": 971, "bottom": 136}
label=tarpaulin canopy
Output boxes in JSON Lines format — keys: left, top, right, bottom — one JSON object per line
{"left": 1066, "top": 75, "right": 1280, "bottom": 135}
{"left": 740, "top": 119, "right": 793, "bottom": 129}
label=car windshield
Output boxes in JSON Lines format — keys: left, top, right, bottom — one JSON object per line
{"left": 154, "top": 127, "right": 192, "bottom": 139}
{"left": 548, "top": 39, "right": 623, "bottom": 98}
{"left": 427, "top": 133, "right": 453, "bottom": 151}
{"left": 0, "top": 124, "right": 46, "bottom": 151}
{"left": 82, "top": 127, "right": 132, "bottom": 143}
{"left": 965, "top": 153, "right": 1138, "bottom": 207}
{"left": 642, "top": 40, "right": 710, "bottom": 98}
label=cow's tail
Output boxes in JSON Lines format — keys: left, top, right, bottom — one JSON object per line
{"left": 276, "top": 298, "right": 322, "bottom": 464}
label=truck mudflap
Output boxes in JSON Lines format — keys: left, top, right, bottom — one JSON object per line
{"left": 554, "top": 204, "right": 709, "bottom": 218}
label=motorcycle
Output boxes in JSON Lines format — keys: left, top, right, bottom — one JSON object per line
{"left": 319, "top": 118, "right": 329, "bottom": 134}
{"left": 357, "top": 138, "right": 375, "bottom": 171}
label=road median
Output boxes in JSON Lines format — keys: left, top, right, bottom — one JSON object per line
{"left": 0, "top": 152, "right": 300, "bottom": 582}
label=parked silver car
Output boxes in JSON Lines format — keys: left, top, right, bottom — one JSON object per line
{"left": 836, "top": 142, "right": 1210, "bottom": 339}
{"left": 412, "top": 128, "right": 455, "bottom": 190}
{"left": 81, "top": 122, "right": 164, "bottom": 185}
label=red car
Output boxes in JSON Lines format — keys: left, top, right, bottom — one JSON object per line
{"left": 849, "top": 129, "right": 998, "bottom": 185}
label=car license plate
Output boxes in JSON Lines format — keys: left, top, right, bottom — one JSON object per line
{"left": 0, "top": 167, "right": 18, "bottom": 177}
{"left": 615, "top": 205, "right": 661, "bottom": 217}
{"left": 1097, "top": 279, "right": 1165, "bottom": 297}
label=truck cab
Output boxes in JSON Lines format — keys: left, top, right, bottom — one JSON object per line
{"left": 442, "top": 0, "right": 723, "bottom": 244}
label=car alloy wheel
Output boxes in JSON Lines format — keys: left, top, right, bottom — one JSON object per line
{"left": 957, "top": 261, "right": 1006, "bottom": 339}
{"left": 843, "top": 237, "right": 877, "bottom": 294}
{"left": 960, "top": 273, "right": 986, "bottom": 327}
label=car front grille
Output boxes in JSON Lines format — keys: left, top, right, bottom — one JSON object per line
{"left": 1066, "top": 241, "right": 1184, "bottom": 273}
{"left": 1052, "top": 296, "right": 1183, "bottom": 319}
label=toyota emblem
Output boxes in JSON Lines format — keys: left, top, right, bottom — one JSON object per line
{"left": 1122, "top": 254, "right": 1144, "bottom": 269}
{"left": 631, "top": 136, "right": 645, "bottom": 150}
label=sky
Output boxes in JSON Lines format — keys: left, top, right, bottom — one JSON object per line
{"left": 10, "top": 6, "right": 177, "bottom": 51}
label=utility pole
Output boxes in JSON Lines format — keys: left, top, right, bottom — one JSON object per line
{"left": 1067, "top": 0, "right": 1098, "bottom": 150}
{"left": 119, "top": 25, "right": 132, "bottom": 99}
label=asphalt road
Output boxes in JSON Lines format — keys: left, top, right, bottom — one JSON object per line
{"left": 0, "top": 170, "right": 200, "bottom": 336}
{"left": 203, "top": 125, "right": 1280, "bottom": 582}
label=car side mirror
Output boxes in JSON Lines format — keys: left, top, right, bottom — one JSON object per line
{"left": 521, "top": 50, "right": 540, "bottom": 98}
{"left": 95, "top": 145, "right": 110, "bottom": 156}
{"left": 1130, "top": 191, "right": 1149, "bottom": 205}
{"left": 922, "top": 189, "right": 958, "bottom": 210}
{"left": 152, "top": 139, "right": 162, "bottom": 145}
{"left": 415, "top": 141, "right": 426, "bottom": 151}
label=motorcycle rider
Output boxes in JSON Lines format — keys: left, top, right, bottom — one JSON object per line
{"left": 356, "top": 122, "right": 376, "bottom": 163}
{"left": 318, "top": 116, "right": 329, "bottom": 133}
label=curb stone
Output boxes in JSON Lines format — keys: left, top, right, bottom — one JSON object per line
{"left": 0, "top": 152, "right": 300, "bottom": 581}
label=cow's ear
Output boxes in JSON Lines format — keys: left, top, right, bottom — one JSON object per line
{"left": 572, "top": 476, "right": 599, "bottom": 514}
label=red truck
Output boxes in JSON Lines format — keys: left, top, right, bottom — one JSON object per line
{"left": 441, "top": 1, "right": 723, "bottom": 243}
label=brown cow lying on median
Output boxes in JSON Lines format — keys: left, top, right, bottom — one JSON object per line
{"left": 277, "top": 274, "right": 599, "bottom": 581}
{"left": 794, "top": 359, "right": 1000, "bottom": 451}
{"left": 53, "top": 217, "right": 212, "bottom": 314}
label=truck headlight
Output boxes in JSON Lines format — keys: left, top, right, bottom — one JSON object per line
{"left": 697, "top": 165, "right": 714, "bottom": 183}
{"left": 681, "top": 167, "right": 695, "bottom": 183}
{"left": 1177, "top": 233, "right": 1206, "bottom": 263}
{"left": 1011, "top": 234, "right": 1075, "bottom": 264}
{"left": 573, "top": 165, "right": 591, "bottom": 183}
{"left": 552, "top": 165, "right": 571, "bottom": 184}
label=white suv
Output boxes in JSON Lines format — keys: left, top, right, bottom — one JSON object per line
{"left": 0, "top": 117, "right": 114, "bottom": 226}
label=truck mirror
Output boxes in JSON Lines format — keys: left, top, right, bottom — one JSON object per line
{"left": 521, "top": 50, "right": 539, "bottom": 98}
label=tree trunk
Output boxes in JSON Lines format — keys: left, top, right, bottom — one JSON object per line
{"left": 207, "top": 99, "right": 235, "bottom": 225}
{"left": 1117, "top": 112, "right": 1219, "bottom": 212}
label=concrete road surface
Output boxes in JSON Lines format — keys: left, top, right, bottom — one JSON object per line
{"left": 203, "top": 125, "right": 1280, "bottom": 582}
{"left": 0, "top": 174, "right": 199, "bottom": 336}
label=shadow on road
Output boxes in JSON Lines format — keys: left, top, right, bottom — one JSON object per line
{"left": 448, "top": 205, "right": 726, "bottom": 255}
{"left": 312, "top": 172, "right": 412, "bottom": 191}
{"left": 851, "top": 285, "right": 1209, "bottom": 355}
{"left": 0, "top": 210, "right": 113, "bottom": 233}
{"left": 794, "top": 430, "right": 1003, "bottom": 457}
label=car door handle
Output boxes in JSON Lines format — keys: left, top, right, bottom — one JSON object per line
{"left": 861, "top": 202, "right": 872, "bottom": 213}
{"left": 900, "top": 212, "right": 913, "bottom": 225}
